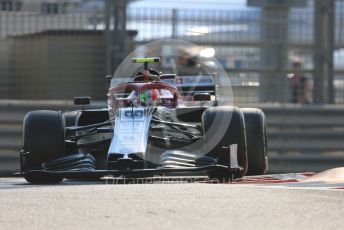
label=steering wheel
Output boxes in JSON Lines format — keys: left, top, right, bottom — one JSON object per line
{"left": 134, "top": 68, "right": 161, "bottom": 81}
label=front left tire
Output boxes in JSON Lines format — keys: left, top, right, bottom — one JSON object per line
{"left": 22, "top": 110, "right": 66, "bottom": 184}
{"left": 242, "top": 108, "right": 268, "bottom": 175}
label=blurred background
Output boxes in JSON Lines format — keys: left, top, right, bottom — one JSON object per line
{"left": 1, "top": 0, "right": 344, "bottom": 175}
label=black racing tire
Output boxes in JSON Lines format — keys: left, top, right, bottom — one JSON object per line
{"left": 202, "top": 106, "right": 247, "bottom": 180}
{"left": 22, "top": 110, "right": 65, "bottom": 184}
{"left": 241, "top": 108, "right": 268, "bottom": 175}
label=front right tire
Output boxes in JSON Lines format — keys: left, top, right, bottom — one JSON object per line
{"left": 202, "top": 106, "right": 248, "bottom": 180}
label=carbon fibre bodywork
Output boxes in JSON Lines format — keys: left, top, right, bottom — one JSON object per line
{"left": 19, "top": 59, "right": 266, "bottom": 183}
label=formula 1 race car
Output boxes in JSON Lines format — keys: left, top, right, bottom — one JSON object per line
{"left": 20, "top": 57, "right": 268, "bottom": 184}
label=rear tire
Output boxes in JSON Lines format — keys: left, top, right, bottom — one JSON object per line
{"left": 22, "top": 110, "right": 65, "bottom": 184}
{"left": 202, "top": 106, "right": 247, "bottom": 180}
{"left": 242, "top": 108, "right": 268, "bottom": 175}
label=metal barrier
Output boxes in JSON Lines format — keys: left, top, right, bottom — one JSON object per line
{"left": 1, "top": 100, "right": 344, "bottom": 174}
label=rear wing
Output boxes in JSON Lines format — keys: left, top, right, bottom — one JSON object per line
{"left": 161, "top": 75, "right": 216, "bottom": 96}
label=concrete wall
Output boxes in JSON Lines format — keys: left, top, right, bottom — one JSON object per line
{"left": 8, "top": 31, "right": 107, "bottom": 100}
{"left": 0, "top": 12, "right": 94, "bottom": 38}
{"left": 0, "top": 39, "right": 10, "bottom": 98}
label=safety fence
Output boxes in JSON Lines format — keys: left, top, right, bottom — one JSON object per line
{"left": 0, "top": 0, "right": 343, "bottom": 104}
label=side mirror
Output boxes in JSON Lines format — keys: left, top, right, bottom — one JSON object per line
{"left": 74, "top": 97, "right": 90, "bottom": 106}
{"left": 193, "top": 93, "right": 211, "bottom": 102}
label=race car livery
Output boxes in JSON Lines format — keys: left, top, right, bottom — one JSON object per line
{"left": 19, "top": 57, "right": 268, "bottom": 184}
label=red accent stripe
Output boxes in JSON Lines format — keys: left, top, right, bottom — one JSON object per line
{"left": 234, "top": 178, "right": 299, "bottom": 184}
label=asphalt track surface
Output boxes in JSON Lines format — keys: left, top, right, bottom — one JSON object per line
{"left": 1, "top": 174, "right": 344, "bottom": 230}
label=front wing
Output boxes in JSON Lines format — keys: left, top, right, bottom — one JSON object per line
{"left": 21, "top": 165, "right": 242, "bottom": 179}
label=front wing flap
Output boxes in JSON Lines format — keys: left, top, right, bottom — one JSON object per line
{"left": 21, "top": 165, "right": 242, "bottom": 178}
